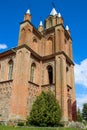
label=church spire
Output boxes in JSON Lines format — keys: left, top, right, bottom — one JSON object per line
{"left": 50, "top": 2, "right": 57, "bottom": 16}
{"left": 50, "top": 7, "right": 57, "bottom": 16}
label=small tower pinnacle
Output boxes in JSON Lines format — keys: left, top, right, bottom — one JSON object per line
{"left": 58, "top": 12, "right": 61, "bottom": 18}
{"left": 24, "top": 9, "right": 32, "bottom": 21}
{"left": 66, "top": 25, "right": 69, "bottom": 31}
{"left": 39, "top": 21, "right": 43, "bottom": 26}
{"left": 38, "top": 21, "right": 43, "bottom": 32}
{"left": 26, "top": 9, "right": 31, "bottom": 14}
{"left": 65, "top": 25, "right": 70, "bottom": 35}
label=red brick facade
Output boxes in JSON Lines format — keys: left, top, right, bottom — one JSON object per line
{"left": 0, "top": 8, "right": 77, "bottom": 122}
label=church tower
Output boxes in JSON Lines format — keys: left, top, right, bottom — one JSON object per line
{"left": 43, "top": 8, "right": 76, "bottom": 121}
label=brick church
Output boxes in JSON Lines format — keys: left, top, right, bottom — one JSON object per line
{"left": 0, "top": 7, "right": 77, "bottom": 123}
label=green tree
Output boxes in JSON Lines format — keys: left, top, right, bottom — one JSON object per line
{"left": 27, "top": 91, "right": 62, "bottom": 127}
{"left": 82, "top": 103, "right": 87, "bottom": 121}
{"left": 77, "top": 108, "right": 82, "bottom": 122}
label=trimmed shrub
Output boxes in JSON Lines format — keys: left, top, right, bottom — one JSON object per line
{"left": 27, "top": 91, "right": 62, "bottom": 127}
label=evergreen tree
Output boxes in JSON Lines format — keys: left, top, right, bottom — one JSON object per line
{"left": 27, "top": 91, "right": 62, "bottom": 127}
{"left": 82, "top": 103, "right": 87, "bottom": 121}
{"left": 77, "top": 108, "right": 82, "bottom": 122}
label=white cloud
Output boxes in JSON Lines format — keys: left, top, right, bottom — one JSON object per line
{"left": 74, "top": 59, "right": 87, "bottom": 87}
{"left": 77, "top": 94, "right": 87, "bottom": 110}
{"left": 0, "top": 44, "right": 7, "bottom": 50}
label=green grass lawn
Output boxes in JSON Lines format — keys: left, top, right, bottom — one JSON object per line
{"left": 0, "top": 125, "right": 85, "bottom": 130}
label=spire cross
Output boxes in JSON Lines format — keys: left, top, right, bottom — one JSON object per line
{"left": 52, "top": 2, "right": 55, "bottom": 8}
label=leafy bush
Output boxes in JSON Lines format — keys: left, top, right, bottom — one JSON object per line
{"left": 17, "top": 122, "right": 24, "bottom": 126}
{"left": 27, "top": 91, "right": 62, "bottom": 127}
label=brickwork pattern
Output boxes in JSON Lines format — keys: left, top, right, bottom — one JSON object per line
{"left": 27, "top": 82, "right": 40, "bottom": 115}
{"left": 0, "top": 80, "right": 12, "bottom": 121}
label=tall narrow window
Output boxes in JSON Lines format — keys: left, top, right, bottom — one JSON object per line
{"left": 30, "top": 63, "right": 36, "bottom": 82}
{"left": 8, "top": 60, "right": 13, "bottom": 80}
{"left": 47, "top": 65, "right": 53, "bottom": 84}
{"left": 67, "top": 99, "right": 72, "bottom": 121}
{"left": 33, "top": 38, "right": 38, "bottom": 52}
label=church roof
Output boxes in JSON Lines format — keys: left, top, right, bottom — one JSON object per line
{"left": 50, "top": 8, "right": 57, "bottom": 16}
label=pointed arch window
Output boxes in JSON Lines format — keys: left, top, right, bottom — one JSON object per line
{"left": 32, "top": 38, "right": 38, "bottom": 52}
{"left": 8, "top": 60, "right": 13, "bottom": 80}
{"left": 47, "top": 65, "right": 53, "bottom": 84}
{"left": 45, "top": 37, "right": 53, "bottom": 55}
{"left": 33, "top": 38, "right": 37, "bottom": 43}
{"left": 30, "top": 63, "right": 36, "bottom": 82}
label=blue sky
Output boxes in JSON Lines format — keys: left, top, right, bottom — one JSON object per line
{"left": 0, "top": 0, "right": 87, "bottom": 110}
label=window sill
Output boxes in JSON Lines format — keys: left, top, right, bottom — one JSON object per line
{"left": 0, "top": 79, "right": 13, "bottom": 84}
{"left": 28, "top": 81, "right": 39, "bottom": 87}
{"left": 41, "top": 83, "right": 55, "bottom": 87}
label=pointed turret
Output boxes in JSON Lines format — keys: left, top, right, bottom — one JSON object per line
{"left": 18, "top": 9, "right": 33, "bottom": 46}
{"left": 50, "top": 8, "right": 57, "bottom": 16}
{"left": 24, "top": 9, "right": 32, "bottom": 22}
{"left": 38, "top": 21, "right": 44, "bottom": 32}
{"left": 66, "top": 25, "right": 70, "bottom": 35}
{"left": 26, "top": 9, "right": 31, "bottom": 14}
{"left": 66, "top": 25, "right": 69, "bottom": 31}
{"left": 58, "top": 12, "right": 61, "bottom": 18}
{"left": 39, "top": 21, "right": 43, "bottom": 26}
{"left": 57, "top": 12, "right": 64, "bottom": 24}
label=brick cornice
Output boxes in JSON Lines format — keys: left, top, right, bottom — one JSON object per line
{"left": 0, "top": 48, "right": 16, "bottom": 60}
{"left": 0, "top": 44, "right": 74, "bottom": 65}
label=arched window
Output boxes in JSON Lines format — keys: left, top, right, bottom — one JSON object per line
{"left": 21, "top": 28, "right": 25, "bottom": 32}
{"left": 30, "top": 63, "right": 36, "bottom": 82}
{"left": 33, "top": 38, "right": 37, "bottom": 43}
{"left": 32, "top": 38, "right": 38, "bottom": 52}
{"left": 8, "top": 60, "right": 13, "bottom": 80}
{"left": 45, "top": 37, "right": 53, "bottom": 55}
{"left": 47, "top": 65, "right": 53, "bottom": 84}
